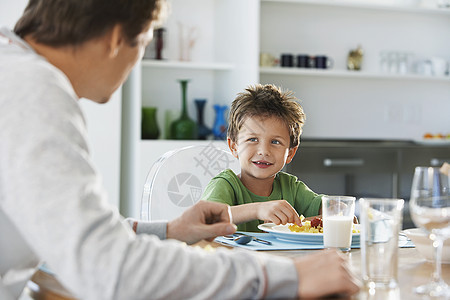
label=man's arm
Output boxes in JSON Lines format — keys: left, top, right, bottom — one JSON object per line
{"left": 124, "top": 218, "right": 167, "bottom": 239}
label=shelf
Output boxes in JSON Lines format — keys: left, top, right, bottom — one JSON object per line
{"left": 262, "top": 0, "right": 450, "bottom": 16}
{"left": 141, "top": 59, "right": 235, "bottom": 71}
{"left": 260, "top": 67, "right": 450, "bottom": 82}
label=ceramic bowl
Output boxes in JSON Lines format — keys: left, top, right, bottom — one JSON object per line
{"left": 403, "top": 228, "right": 450, "bottom": 264}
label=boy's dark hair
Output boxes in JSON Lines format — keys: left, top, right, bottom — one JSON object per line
{"left": 14, "top": 0, "right": 167, "bottom": 47}
{"left": 228, "top": 84, "right": 305, "bottom": 148}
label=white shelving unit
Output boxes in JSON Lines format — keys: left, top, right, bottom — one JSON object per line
{"left": 141, "top": 59, "right": 235, "bottom": 71}
{"left": 259, "top": 0, "right": 450, "bottom": 141}
{"left": 262, "top": 0, "right": 450, "bottom": 15}
{"left": 260, "top": 67, "right": 450, "bottom": 81}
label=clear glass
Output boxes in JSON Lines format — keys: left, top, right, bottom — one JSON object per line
{"left": 409, "top": 166, "right": 450, "bottom": 297}
{"left": 322, "top": 196, "right": 355, "bottom": 252}
{"left": 360, "top": 198, "right": 404, "bottom": 290}
{"left": 387, "top": 51, "right": 399, "bottom": 74}
{"left": 379, "top": 51, "right": 389, "bottom": 73}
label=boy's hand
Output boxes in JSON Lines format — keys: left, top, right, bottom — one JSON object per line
{"left": 256, "top": 200, "right": 302, "bottom": 226}
{"left": 294, "top": 249, "right": 361, "bottom": 298}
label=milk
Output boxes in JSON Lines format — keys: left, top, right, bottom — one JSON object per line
{"left": 323, "top": 216, "right": 353, "bottom": 250}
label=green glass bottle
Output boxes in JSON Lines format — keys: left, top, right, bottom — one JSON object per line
{"left": 141, "top": 107, "right": 160, "bottom": 139}
{"left": 170, "top": 79, "right": 198, "bottom": 140}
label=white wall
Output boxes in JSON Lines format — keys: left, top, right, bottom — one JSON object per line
{"left": 0, "top": 2, "right": 26, "bottom": 27}
{"left": 0, "top": 0, "right": 122, "bottom": 207}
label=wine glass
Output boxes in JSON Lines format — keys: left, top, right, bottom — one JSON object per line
{"left": 409, "top": 166, "right": 450, "bottom": 297}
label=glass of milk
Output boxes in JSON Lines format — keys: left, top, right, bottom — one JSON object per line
{"left": 360, "top": 198, "right": 404, "bottom": 291}
{"left": 322, "top": 196, "right": 356, "bottom": 252}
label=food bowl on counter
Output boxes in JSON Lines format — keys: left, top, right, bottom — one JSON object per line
{"left": 403, "top": 228, "right": 450, "bottom": 264}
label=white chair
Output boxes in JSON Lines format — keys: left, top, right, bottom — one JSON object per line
{"left": 141, "top": 145, "right": 240, "bottom": 221}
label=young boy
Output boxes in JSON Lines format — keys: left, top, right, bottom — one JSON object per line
{"left": 202, "top": 84, "right": 323, "bottom": 232}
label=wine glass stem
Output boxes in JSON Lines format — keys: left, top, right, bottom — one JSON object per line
{"left": 431, "top": 237, "right": 444, "bottom": 284}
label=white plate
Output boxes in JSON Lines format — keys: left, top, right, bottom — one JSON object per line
{"left": 414, "top": 139, "right": 450, "bottom": 146}
{"left": 258, "top": 223, "right": 360, "bottom": 245}
{"left": 403, "top": 228, "right": 450, "bottom": 264}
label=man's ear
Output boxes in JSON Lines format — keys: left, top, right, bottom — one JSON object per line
{"left": 108, "top": 24, "right": 124, "bottom": 58}
{"left": 286, "top": 146, "right": 298, "bottom": 164}
{"left": 228, "top": 137, "right": 239, "bottom": 159}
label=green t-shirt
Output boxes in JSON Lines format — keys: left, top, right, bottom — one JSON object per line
{"left": 202, "top": 169, "right": 323, "bottom": 232}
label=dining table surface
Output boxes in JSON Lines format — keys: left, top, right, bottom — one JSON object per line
{"left": 24, "top": 237, "right": 450, "bottom": 300}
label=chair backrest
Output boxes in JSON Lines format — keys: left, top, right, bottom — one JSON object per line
{"left": 141, "top": 145, "right": 240, "bottom": 221}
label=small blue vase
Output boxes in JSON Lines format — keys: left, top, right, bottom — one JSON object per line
{"left": 212, "top": 105, "right": 228, "bottom": 140}
{"left": 194, "top": 99, "right": 211, "bottom": 140}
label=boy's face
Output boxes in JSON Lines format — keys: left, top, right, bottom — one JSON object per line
{"left": 228, "top": 116, "right": 298, "bottom": 181}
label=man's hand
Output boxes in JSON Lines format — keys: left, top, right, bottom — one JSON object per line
{"left": 256, "top": 200, "right": 302, "bottom": 226}
{"left": 167, "top": 201, "right": 236, "bottom": 245}
{"left": 294, "top": 249, "right": 361, "bottom": 298}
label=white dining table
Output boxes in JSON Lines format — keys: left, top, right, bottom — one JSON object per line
{"left": 23, "top": 239, "right": 450, "bottom": 300}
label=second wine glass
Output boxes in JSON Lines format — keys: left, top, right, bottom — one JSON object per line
{"left": 409, "top": 166, "right": 450, "bottom": 298}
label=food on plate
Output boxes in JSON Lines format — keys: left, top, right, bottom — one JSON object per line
{"left": 288, "top": 215, "right": 360, "bottom": 234}
{"left": 423, "top": 132, "right": 449, "bottom": 140}
{"left": 289, "top": 216, "right": 323, "bottom": 233}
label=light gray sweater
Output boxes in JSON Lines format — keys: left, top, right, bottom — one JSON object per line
{"left": 0, "top": 28, "right": 298, "bottom": 300}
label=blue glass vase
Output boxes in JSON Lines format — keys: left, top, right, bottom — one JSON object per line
{"left": 194, "top": 99, "right": 211, "bottom": 140}
{"left": 212, "top": 105, "right": 228, "bottom": 140}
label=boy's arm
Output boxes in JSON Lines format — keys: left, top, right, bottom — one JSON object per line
{"left": 203, "top": 177, "right": 301, "bottom": 226}
{"left": 229, "top": 203, "right": 260, "bottom": 224}
{"left": 202, "top": 178, "right": 261, "bottom": 224}
{"left": 231, "top": 201, "right": 302, "bottom": 225}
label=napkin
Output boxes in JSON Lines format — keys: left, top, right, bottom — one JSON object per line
{"left": 214, "top": 232, "right": 414, "bottom": 251}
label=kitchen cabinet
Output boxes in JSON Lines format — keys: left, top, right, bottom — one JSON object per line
{"left": 286, "top": 140, "right": 449, "bottom": 228}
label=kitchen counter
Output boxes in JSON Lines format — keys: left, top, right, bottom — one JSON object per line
{"left": 287, "top": 139, "right": 449, "bottom": 229}
{"left": 300, "top": 138, "right": 450, "bottom": 148}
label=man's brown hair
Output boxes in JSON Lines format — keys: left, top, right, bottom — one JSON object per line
{"left": 14, "top": 0, "right": 167, "bottom": 47}
{"left": 228, "top": 84, "right": 305, "bottom": 148}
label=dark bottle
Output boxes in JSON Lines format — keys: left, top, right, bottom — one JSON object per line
{"left": 155, "top": 28, "right": 165, "bottom": 60}
{"left": 194, "top": 99, "right": 211, "bottom": 140}
{"left": 141, "top": 107, "right": 160, "bottom": 139}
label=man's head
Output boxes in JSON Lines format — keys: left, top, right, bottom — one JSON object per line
{"left": 14, "top": 0, "right": 166, "bottom": 48}
{"left": 228, "top": 84, "right": 306, "bottom": 149}
{"left": 14, "top": 0, "right": 167, "bottom": 103}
